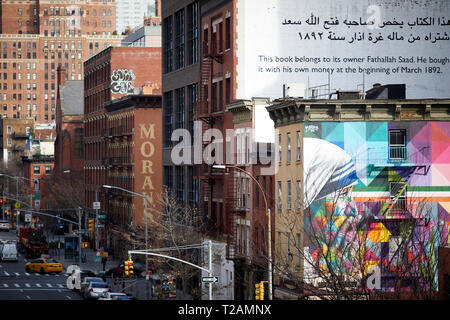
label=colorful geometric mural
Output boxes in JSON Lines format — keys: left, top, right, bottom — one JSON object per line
{"left": 303, "top": 121, "right": 450, "bottom": 292}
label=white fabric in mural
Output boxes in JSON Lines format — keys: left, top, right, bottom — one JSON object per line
{"left": 303, "top": 138, "right": 358, "bottom": 208}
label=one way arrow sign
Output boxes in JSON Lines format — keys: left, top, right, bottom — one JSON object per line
{"left": 202, "top": 276, "right": 219, "bottom": 283}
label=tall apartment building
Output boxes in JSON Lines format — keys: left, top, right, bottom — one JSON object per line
{"left": 162, "top": 0, "right": 200, "bottom": 210}
{"left": 116, "top": 0, "right": 159, "bottom": 35}
{"left": 0, "top": 0, "right": 122, "bottom": 123}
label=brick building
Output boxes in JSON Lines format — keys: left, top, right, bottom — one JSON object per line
{"left": 83, "top": 46, "right": 161, "bottom": 251}
{"left": 226, "top": 98, "right": 275, "bottom": 299}
{"left": 162, "top": 0, "right": 275, "bottom": 299}
{"left": 22, "top": 154, "right": 54, "bottom": 211}
{"left": 0, "top": 118, "right": 34, "bottom": 163}
{"left": 54, "top": 67, "right": 83, "bottom": 175}
{"left": 103, "top": 94, "right": 162, "bottom": 256}
{"left": 0, "top": 0, "right": 122, "bottom": 123}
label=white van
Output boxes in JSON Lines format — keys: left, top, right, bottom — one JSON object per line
{"left": 0, "top": 242, "right": 18, "bottom": 262}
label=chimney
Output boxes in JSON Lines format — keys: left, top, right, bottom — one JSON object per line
{"left": 155, "top": 0, "right": 161, "bottom": 17}
{"left": 57, "top": 67, "right": 66, "bottom": 87}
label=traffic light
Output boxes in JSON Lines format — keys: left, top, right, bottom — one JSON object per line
{"left": 128, "top": 258, "right": 134, "bottom": 277}
{"left": 124, "top": 259, "right": 130, "bottom": 276}
{"left": 88, "top": 218, "right": 95, "bottom": 233}
{"left": 255, "top": 283, "right": 261, "bottom": 300}
{"left": 255, "top": 281, "right": 267, "bottom": 300}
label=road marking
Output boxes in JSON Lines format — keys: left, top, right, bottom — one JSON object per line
{"left": 25, "top": 283, "right": 31, "bottom": 288}
{"left": 26, "top": 296, "right": 31, "bottom": 300}
{"left": 46, "top": 283, "right": 53, "bottom": 288}
{"left": 14, "top": 272, "right": 20, "bottom": 276}
{"left": 57, "top": 284, "right": 64, "bottom": 288}
{"left": 25, "top": 273, "right": 30, "bottom": 276}
{"left": 66, "top": 296, "right": 72, "bottom": 300}
{"left": 36, "top": 283, "right": 42, "bottom": 288}
{"left": 4, "top": 271, "right": 9, "bottom": 276}
{"left": 14, "top": 284, "right": 20, "bottom": 288}
{"left": 3, "top": 284, "right": 8, "bottom": 288}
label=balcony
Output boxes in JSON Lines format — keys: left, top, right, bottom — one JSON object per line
{"left": 388, "top": 146, "right": 407, "bottom": 161}
{"left": 109, "top": 157, "right": 121, "bottom": 166}
{"left": 12, "top": 132, "right": 29, "bottom": 139}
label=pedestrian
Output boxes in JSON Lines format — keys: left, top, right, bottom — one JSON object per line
{"left": 101, "top": 250, "right": 108, "bottom": 271}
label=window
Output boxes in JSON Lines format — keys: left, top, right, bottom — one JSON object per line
{"left": 389, "top": 129, "right": 406, "bottom": 160}
{"left": 164, "top": 166, "right": 173, "bottom": 195}
{"left": 278, "top": 134, "right": 282, "bottom": 163}
{"left": 74, "top": 127, "right": 83, "bottom": 157}
{"left": 33, "top": 166, "right": 40, "bottom": 175}
{"left": 6, "top": 126, "right": 12, "bottom": 134}
{"left": 287, "top": 133, "right": 291, "bottom": 163}
{"left": 187, "top": 84, "right": 198, "bottom": 140}
{"left": 225, "top": 17, "right": 231, "bottom": 49}
{"left": 176, "top": 87, "right": 185, "bottom": 130}
{"left": 296, "top": 180, "right": 302, "bottom": 210}
{"left": 296, "top": 233, "right": 301, "bottom": 267}
{"left": 287, "top": 181, "right": 292, "bottom": 209}
{"left": 296, "top": 131, "right": 301, "bottom": 161}
{"left": 175, "top": 9, "right": 185, "bottom": 70}
{"left": 164, "top": 16, "right": 173, "bottom": 73}
{"left": 187, "top": 2, "right": 198, "bottom": 65}
{"left": 164, "top": 91, "right": 173, "bottom": 147}
{"left": 389, "top": 181, "right": 407, "bottom": 211}
{"left": 176, "top": 166, "right": 185, "bottom": 201}
{"left": 45, "top": 166, "right": 52, "bottom": 174}
{"left": 277, "top": 181, "right": 282, "bottom": 210}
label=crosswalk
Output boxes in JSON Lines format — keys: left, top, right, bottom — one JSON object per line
{"left": 1, "top": 283, "right": 66, "bottom": 289}
{"left": 1, "top": 271, "right": 68, "bottom": 277}
{"left": 0, "top": 270, "right": 69, "bottom": 290}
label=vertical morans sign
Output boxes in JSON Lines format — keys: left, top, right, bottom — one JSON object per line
{"left": 236, "top": 0, "right": 450, "bottom": 99}
{"left": 135, "top": 109, "right": 162, "bottom": 227}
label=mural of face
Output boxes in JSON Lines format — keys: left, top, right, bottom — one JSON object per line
{"left": 303, "top": 137, "right": 358, "bottom": 208}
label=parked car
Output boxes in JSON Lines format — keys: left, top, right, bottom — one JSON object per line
{"left": 98, "top": 292, "right": 129, "bottom": 300}
{"left": 0, "top": 220, "right": 11, "bottom": 232}
{"left": 67, "top": 269, "right": 97, "bottom": 291}
{"left": 0, "top": 241, "right": 18, "bottom": 262}
{"left": 80, "top": 277, "right": 105, "bottom": 296}
{"left": 105, "top": 262, "right": 146, "bottom": 277}
{"left": 25, "top": 258, "right": 63, "bottom": 273}
{"left": 83, "top": 281, "right": 110, "bottom": 299}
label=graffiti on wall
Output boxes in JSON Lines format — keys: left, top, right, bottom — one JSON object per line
{"left": 111, "top": 69, "right": 136, "bottom": 94}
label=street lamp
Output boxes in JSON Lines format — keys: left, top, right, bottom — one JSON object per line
{"left": 212, "top": 164, "right": 273, "bottom": 300}
{"left": 102, "top": 184, "right": 149, "bottom": 297}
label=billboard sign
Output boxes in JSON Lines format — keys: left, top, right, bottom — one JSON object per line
{"left": 236, "top": 0, "right": 450, "bottom": 100}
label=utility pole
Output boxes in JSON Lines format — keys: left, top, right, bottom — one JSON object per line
{"left": 95, "top": 189, "right": 99, "bottom": 250}
{"left": 78, "top": 207, "right": 82, "bottom": 266}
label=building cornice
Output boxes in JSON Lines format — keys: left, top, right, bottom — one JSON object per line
{"left": 226, "top": 99, "right": 252, "bottom": 124}
{"left": 266, "top": 98, "right": 450, "bottom": 127}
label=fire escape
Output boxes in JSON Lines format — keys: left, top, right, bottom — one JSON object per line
{"left": 362, "top": 145, "right": 432, "bottom": 284}
{"left": 195, "top": 36, "right": 226, "bottom": 237}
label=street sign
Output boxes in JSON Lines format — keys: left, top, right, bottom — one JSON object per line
{"left": 14, "top": 202, "right": 20, "bottom": 209}
{"left": 25, "top": 214, "right": 32, "bottom": 222}
{"left": 34, "top": 199, "right": 40, "bottom": 207}
{"left": 202, "top": 276, "right": 219, "bottom": 283}
{"left": 97, "top": 215, "right": 106, "bottom": 219}
{"left": 34, "top": 193, "right": 40, "bottom": 200}
{"left": 93, "top": 202, "right": 100, "bottom": 210}
{"left": 95, "top": 224, "right": 105, "bottom": 228}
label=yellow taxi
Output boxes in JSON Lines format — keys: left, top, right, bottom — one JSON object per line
{"left": 25, "top": 257, "right": 63, "bottom": 273}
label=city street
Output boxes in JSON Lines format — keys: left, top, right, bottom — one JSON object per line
{"left": 0, "top": 230, "right": 82, "bottom": 300}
